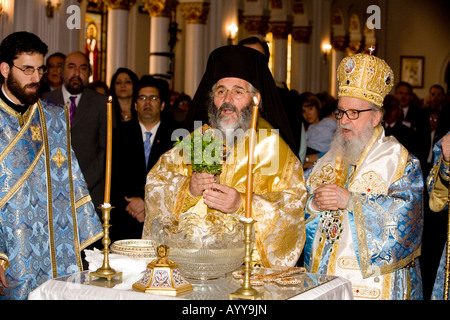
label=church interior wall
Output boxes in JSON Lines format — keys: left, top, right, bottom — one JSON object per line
{"left": 0, "top": 0, "right": 448, "bottom": 100}
{"left": 126, "top": 4, "right": 150, "bottom": 82}
{"left": 384, "top": 0, "right": 450, "bottom": 98}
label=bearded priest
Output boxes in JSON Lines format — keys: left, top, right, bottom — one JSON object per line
{"left": 142, "top": 45, "right": 306, "bottom": 268}
{"left": 0, "top": 32, "right": 103, "bottom": 300}
{"left": 304, "top": 52, "right": 423, "bottom": 300}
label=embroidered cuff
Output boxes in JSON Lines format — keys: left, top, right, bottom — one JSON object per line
{"left": 345, "top": 193, "right": 353, "bottom": 212}
{"left": 439, "top": 157, "right": 450, "bottom": 182}
{"left": 306, "top": 195, "right": 321, "bottom": 216}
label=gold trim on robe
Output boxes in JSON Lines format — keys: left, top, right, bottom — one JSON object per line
{"left": 0, "top": 97, "right": 103, "bottom": 299}
{"left": 306, "top": 126, "right": 423, "bottom": 299}
{"left": 428, "top": 157, "right": 450, "bottom": 212}
{"left": 142, "top": 117, "right": 307, "bottom": 268}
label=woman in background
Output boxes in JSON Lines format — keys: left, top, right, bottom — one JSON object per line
{"left": 110, "top": 68, "right": 139, "bottom": 125}
{"left": 300, "top": 92, "right": 337, "bottom": 169}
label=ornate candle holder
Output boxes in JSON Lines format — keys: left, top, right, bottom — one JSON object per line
{"left": 229, "top": 218, "right": 263, "bottom": 300}
{"left": 229, "top": 99, "right": 263, "bottom": 299}
{"left": 89, "top": 204, "right": 122, "bottom": 283}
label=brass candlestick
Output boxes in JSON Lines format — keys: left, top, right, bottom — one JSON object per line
{"left": 90, "top": 204, "right": 122, "bottom": 283}
{"left": 229, "top": 97, "right": 263, "bottom": 300}
{"left": 229, "top": 219, "right": 263, "bottom": 300}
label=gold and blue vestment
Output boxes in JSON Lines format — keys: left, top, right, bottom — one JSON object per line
{"left": 142, "top": 117, "right": 307, "bottom": 268}
{"left": 426, "top": 131, "right": 450, "bottom": 300}
{"left": 0, "top": 98, "right": 103, "bottom": 300}
{"left": 304, "top": 126, "right": 424, "bottom": 299}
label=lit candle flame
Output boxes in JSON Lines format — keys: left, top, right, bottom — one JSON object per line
{"left": 253, "top": 96, "right": 259, "bottom": 106}
{"left": 108, "top": 96, "right": 113, "bottom": 103}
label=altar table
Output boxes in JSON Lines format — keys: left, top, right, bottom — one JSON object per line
{"left": 28, "top": 269, "right": 353, "bottom": 300}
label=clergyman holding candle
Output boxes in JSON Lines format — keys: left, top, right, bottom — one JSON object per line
{"left": 142, "top": 45, "right": 307, "bottom": 269}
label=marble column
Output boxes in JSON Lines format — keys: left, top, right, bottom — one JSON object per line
{"left": 179, "top": 1, "right": 210, "bottom": 98}
{"left": 12, "top": 0, "right": 34, "bottom": 32}
{"left": 104, "top": 0, "right": 136, "bottom": 83}
{"left": 269, "top": 21, "right": 292, "bottom": 85}
{"left": 309, "top": 0, "right": 332, "bottom": 93}
{"left": 144, "top": 0, "right": 177, "bottom": 80}
{"left": 291, "top": 26, "right": 312, "bottom": 93}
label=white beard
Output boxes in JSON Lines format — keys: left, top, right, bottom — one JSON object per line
{"left": 330, "top": 121, "right": 375, "bottom": 165}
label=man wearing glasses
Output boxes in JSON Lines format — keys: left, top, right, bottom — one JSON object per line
{"left": 142, "top": 45, "right": 306, "bottom": 268}
{"left": 110, "top": 76, "right": 177, "bottom": 243}
{"left": 304, "top": 53, "right": 423, "bottom": 299}
{"left": 0, "top": 32, "right": 103, "bottom": 300}
{"left": 39, "top": 52, "right": 65, "bottom": 94}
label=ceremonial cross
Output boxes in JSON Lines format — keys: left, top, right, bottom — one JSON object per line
{"left": 51, "top": 148, "right": 67, "bottom": 169}
{"left": 30, "top": 126, "right": 42, "bottom": 141}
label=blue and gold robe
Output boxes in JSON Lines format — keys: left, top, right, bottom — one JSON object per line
{"left": 304, "top": 126, "right": 423, "bottom": 299}
{"left": 426, "top": 131, "right": 450, "bottom": 300}
{"left": 0, "top": 98, "right": 103, "bottom": 300}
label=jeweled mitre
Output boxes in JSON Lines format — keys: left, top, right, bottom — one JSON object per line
{"left": 337, "top": 53, "right": 394, "bottom": 107}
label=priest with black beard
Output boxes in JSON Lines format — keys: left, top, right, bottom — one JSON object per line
{"left": 0, "top": 31, "right": 102, "bottom": 300}
{"left": 142, "top": 45, "right": 307, "bottom": 268}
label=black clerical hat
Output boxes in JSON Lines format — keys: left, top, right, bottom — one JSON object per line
{"left": 183, "top": 45, "right": 296, "bottom": 153}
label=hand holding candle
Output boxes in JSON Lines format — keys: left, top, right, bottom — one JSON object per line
{"left": 245, "top": 96, "right": 259, "bottom": 219}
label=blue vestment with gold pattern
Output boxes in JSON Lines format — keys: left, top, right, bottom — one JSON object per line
{"left": 426, "top": 131, "right": 450, "bottom": 300}
{"left": 0, "top": 98, "right": 103, "bottom": 300}
{"left": 304, "top": 126, "right": 423, "bottom": 299}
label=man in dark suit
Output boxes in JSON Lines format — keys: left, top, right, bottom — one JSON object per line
{"left": 382, "top": 95, "right": 415, "bottom": 153}
{"left": 110, "top": 76, "right": 177, "bottom": 242}
{"left": 394, "top": 81, "right": 431, "bottom": 167}
{"left": 41, "top": 51, "right": 108, "bottom": 215}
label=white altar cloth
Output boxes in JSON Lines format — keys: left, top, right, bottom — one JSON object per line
{"left": 28, "top": 249, "right": 353, "bottom": 300}
{"left": 28, "top": 270, "right": 353, "bottom": 300}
